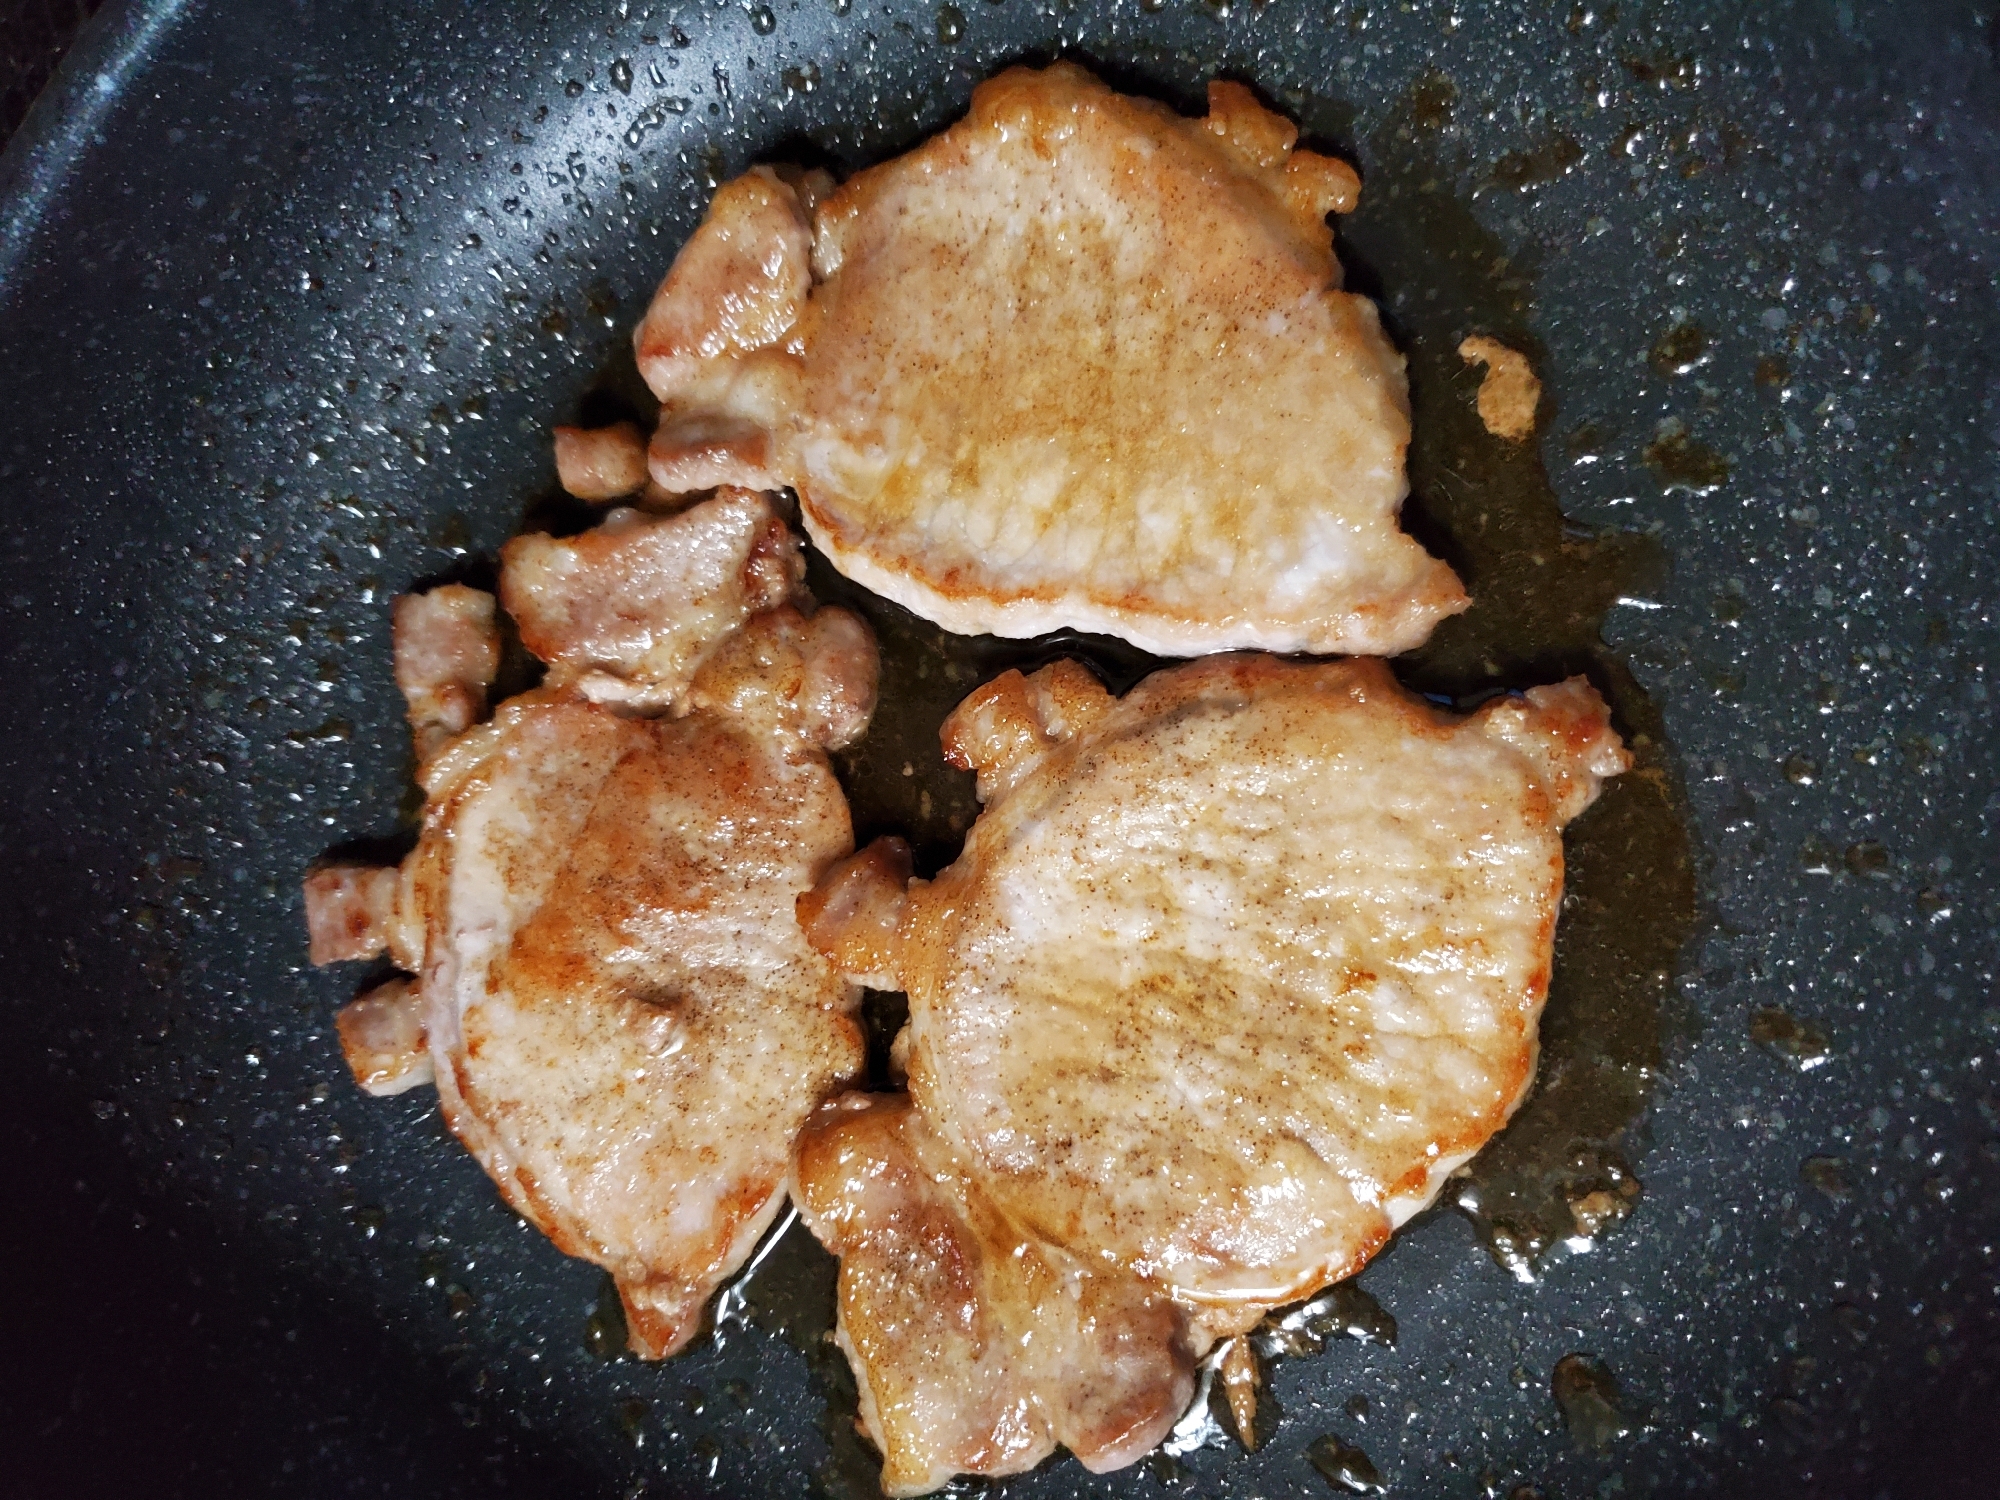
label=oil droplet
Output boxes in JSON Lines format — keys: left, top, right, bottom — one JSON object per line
{"left": 1749, "top": 1007, "right": 1831, "bottom": 1069}
{"left": 1831, "top": 1300, "right": 1871, "bottom": 1344}
{"left": 1801, "top": 1155, "right": 1851, "bottom": 1199}
{"left": 1250, "top": 1282, "right": 1397, "bottom": 1359}
{"left": 697, "top": 142, "right": 726, "bottom": 192}
{"left": 783, "top": 62, "right": 821, "bottom": 94}
{"left": 934, "top": 2, "right": 965, "bottom": 41}
{"left": 829, "top": 0, "right": 851, "bottom": 12}
{"left": 1408, "top": 69, "right": 1457, "bottom": 131}
{"left": 583, "top": 1271, "right": 629, "bottom": 1357}
{"left": 284, "top": 717, "right": 353, "bottom": 746}
{"left": 1755, "top": 354, "right": 1790, "bottom": 388}
{"left": 1844, "top": 839, "right": 1889, "bottom": 877}
{"left": 623, "top": 97, "right": 691, "bottom": 148}
{"left": 1308, "top": 1434, "right": 1387, "bottom": 1493}
{"left": 1146, "top": 1452, "right": 1190, "bottom": 1485}
{"left": 616, "top": 1395, "right": 650, "bottom": 1441}
{"left": 747, "top": 3, "right": 777, "bottom": 33}
{"left": 1642, "top": 417, "right": 1729, "bottom": 493}
{"left": 1650, "top": 318, "right": 1709, "bottom": 375}
{"left": 1488, "top": 133, "right": 1585, "bottom": 191}
{"left": 1622, "top": 47, "right": 1696, "bottom": 88}
{"left": 1783, "top": 754, "right": 1817, "bottom": 784}
{"left": 1551, "top": 1354, "right": 1630, "bottom": 1451}
{"left": 1479, "top": 1217, "right": 1544, "bottom": 1283}
{"left": 608, "top": 57, "right": 634, "bottom": 94}
{"left": 1769, "top": 1395, "right": 1818, "bottom": 1443}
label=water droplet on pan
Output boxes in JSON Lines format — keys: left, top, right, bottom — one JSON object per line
{"left": 1307, "top": 1434, "right": 1386, "bottom": 1493}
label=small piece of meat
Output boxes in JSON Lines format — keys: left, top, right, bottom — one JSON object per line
{"left": 680, "top": 603, "right": 880, "bottom": 752}
{"left": 1476, "top": 676, "right": 1633, "bottom": 822}
{"left": 795, "top": 606, "right": 880, "bottom": 752}
{"left": 792, "top": 1093, "right": 1196, "bottom": 1497}
{"left": 498, "top": 488, "right": 804, "bottom": 709}
{"left": 336, "top": 977, "right": 433, "bottom": 1096}
{"left": 392, "top": 585, "right": 501, "bottom": 761}
{"left": 1219, "top": 1338, "right": 1262, "bottom": 1449}
{"left": 1203, "top": 78, "right": 1362, "bottom": 219}
{"left": 1459, "top": 335, "right": 1541, "bottom": 441}
{"left": 630, "top": 64, "right": 1468, "bottom": 657}
{"left": 939, "top": 658, "right": 1112, "bottom": 803}
{"left": 303, "top": 863, "right": 403, "bottom": 965}
{"left": 553, "top": 421, "right": 649, "bottom": 501}
{"left": 633, "top": 166, "right": 816, "bottom": 403}
{"left": 796, "top": 838, "right": 912, "bottom": 991}
{"left": 649, "top": 411, "right": 783, "bottom": 494}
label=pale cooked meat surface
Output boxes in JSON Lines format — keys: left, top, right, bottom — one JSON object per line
{"left": 808, "top": 656, "right": 1628, "bottom": 1313}
{"left": 680, "top": 602, "right": 880, "bottom": 753}
{"left": 391, "top": 584, "right": 501, "bottom": 761}
{"left": 405, "top": 667, "right": 868, "bottom": 1356}
{"left": 634, "top": 165, "right": 817, "bottom": 403}
{"left": 553, "top": 421, "right": 650, "bottom": 500}
{"left": 335, "top": 977, "right": 433, "bottom": 1097}
{"left": 792, "top": 1092, "right": 1195, "bottom": 1498}
{"left": 302, "top": 863, "right": 404, "bottom": 966}
{"left": 635, "top": 64, "right": 1466, "bottom": 656}
{"left": 497, "top": 488, "right": 803, "bottom": 709}
{"left": 635, "top": 164, "right": 831, "bottom": 494}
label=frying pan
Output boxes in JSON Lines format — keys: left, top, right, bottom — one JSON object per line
{"left": 2, "top": 1, "right": 1995, "bottom": 1495}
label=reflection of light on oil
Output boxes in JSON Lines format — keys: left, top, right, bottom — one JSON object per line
{"left": 1162, "top": 1342, "right": 1230, "bottom": 1456}
{"left": 710, "top": 1205, "right": 799, "bottom": 1339}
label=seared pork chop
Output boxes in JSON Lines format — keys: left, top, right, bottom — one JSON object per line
{"left": 797, "top": 655, "right": 1626, "bottom": 1483}
{"left": 408, "top": 669, "right": 866, "bottom": 1356}
{"left": 635, "top": 64, "right": 1465, "bottom": 656}
{"left": 305, "top": 493, "right": 879, "bottom": 1355}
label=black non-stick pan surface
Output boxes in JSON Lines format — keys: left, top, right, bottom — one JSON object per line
{"left": 3, "top": 1, "right": 1997, "bottom": 1496}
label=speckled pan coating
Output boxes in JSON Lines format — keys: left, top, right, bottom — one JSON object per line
{"left": 0, "top": 1, "right": 1995, "bottom": 1496}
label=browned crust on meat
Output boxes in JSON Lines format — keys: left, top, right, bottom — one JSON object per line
{"left": 1459, "top": 335, "right": 1542, "bottom": 442}
{"left": 334, "top": 977, "right": 433, "bottom": 1096}
{"left": 797, "top": 837, "right": 914, "bottom": 990}
{"left": 303, "top": 863, "right": 401, "bottom": 965}
{"left": 553, "top": 421, "right": 649, "bottom": 501}
{"left": 938, "top": 659, "right": 1113, "bottom": 802}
